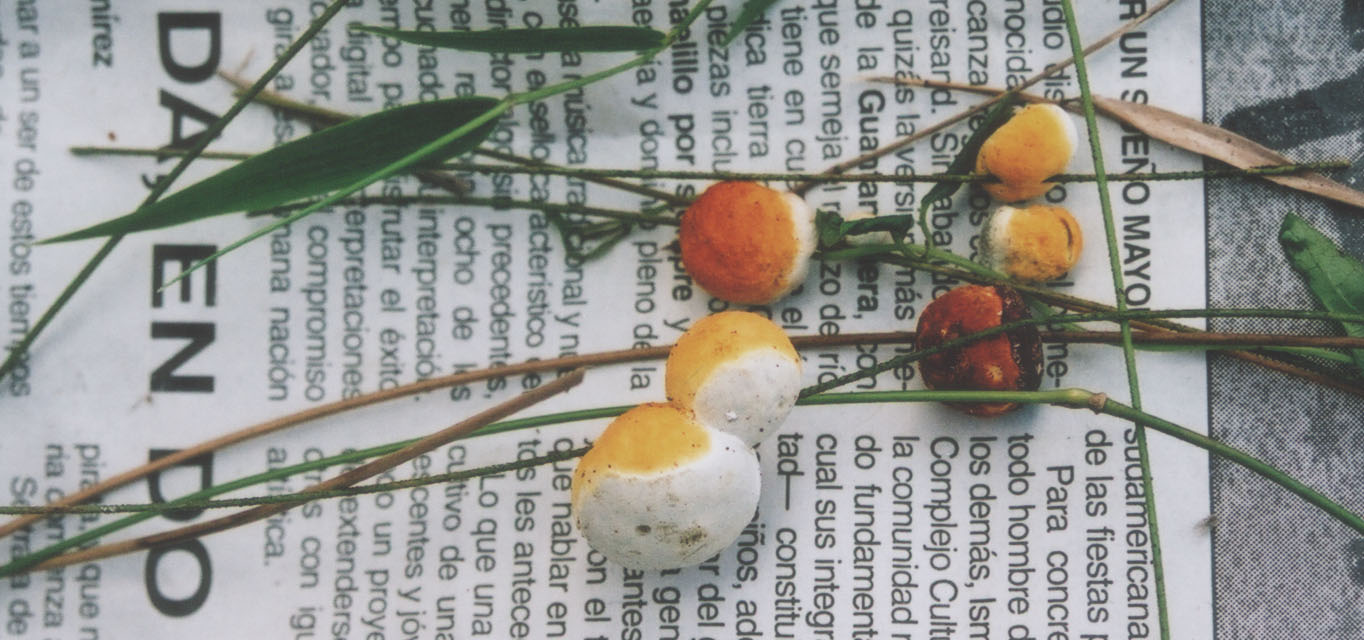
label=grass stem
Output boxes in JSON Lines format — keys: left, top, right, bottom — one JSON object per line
{"left": 1059, "top": 1, "right": 1168, "bottom": 636}
{"left": 11, "top": 386, "right": 1364, "bottom": 578}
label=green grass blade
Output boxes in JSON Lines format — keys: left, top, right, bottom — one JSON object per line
{"left": 1059, "top": 1, "right": 1167, "bottom": 638}
{"left": 723, "top": 0, "right": 780, "bottom": 46}
{"left": 916, "top": 94, "right": 1018, "bottom": 244}
{"left": 158, "top": 99, "right": 513, "bottom": 291}
{"left": 725, "top": 0, "right": 780, "bottom": 46}
{"left": 42, "top": 97, "right": 500, "bottom": 243}
{"left": 1280, "top": 212, "right": 1364, "bottom": 374}
{"left": 351, "top": 25, "right": 665, "bottom": 53}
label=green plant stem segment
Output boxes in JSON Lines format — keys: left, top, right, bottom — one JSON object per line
{"left": 255, "top": 195, "right": 678, "bottom": 226}
{"left": 0, "top": 0, "right": 354, "bottom": 386}
{"left": 68, "top": 146, "right": 1344, "bottom": 183}
{"left": 824, "top": 242, "right": 1362, "bottom": 374}
{"left": 1058, "top": 1, "right": 1169, "bottom": 638}
{"left": 8, "top": 389, "right": 1364, "bottom": 581}
{"left": 160, "top": 0, "right": 717, "bottom": 292}
{"left": 800, "top": 306, "right": 1364, "bottom": 399}
{"left": 7, "top": 304, "right": 1364, "bottom": 576}
{"left": 0, "top": 405, "right": 628, "bottom": 578}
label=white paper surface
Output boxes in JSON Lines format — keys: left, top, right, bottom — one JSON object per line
{"left": 0, "top": 1, "right": 1218, "bottom": 638}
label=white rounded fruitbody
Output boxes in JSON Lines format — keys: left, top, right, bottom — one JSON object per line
{"left": 571, "top": 403, "right": 762, "bottom": 570}
{"left": 688, "top": 349, "right": 802, "bottom": 446}
{"left": 665, "top": 311, "right": 803, "bottom": 447}
{"left": 778, "top": 191, "right": 818, "bottom": 298}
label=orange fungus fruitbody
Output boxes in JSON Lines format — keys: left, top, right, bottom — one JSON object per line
{"left": 679, "top": 181, "right": 815, "bottom": 305}
{"left": 983, "top": 204, "right": 1084, "bottom": 282}
{"left": 975, "top": 104, "right": 1077, "bottom": 203}
{"left": 571, "top": 403, "right": 710, "bottom": 504}
{"left": 915, "top": 284, "right": 1043, "bottom": 416}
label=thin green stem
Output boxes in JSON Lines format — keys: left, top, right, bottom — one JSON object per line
{"left": 1096, "top": 397, "right": 1364, "bottom": 535}
{"left": 799, "top": 307, "right": 1364, "bottom": 398}
{"left": 254, "top": 194, "right": 678, "bottom": 226}
{"left": 160, "top": 0, "right": 716, "bottom": 292}
{"left": 211, "top": 74, "right": 692, "bottom": 208}
{"left": 1059, "top": 1, "right": 1167, "bottom": 636}
{"left": 829, "top": 244, "right": 1363, "bottom": 387}
{"left": 0, "top": 448, "right": 588, "bottom": 516}
{"left": 792, "top": 0, "right": 1179, "bottom": 196}
{"left": 0, "top": 441, "right": 400, "bottom": 578}
{"left": 68, "top": 146, "right": 1344, "bottom": 184}
{"left": 0, "top": 0, "right": 354, "bottom": 383}
{"left": 442, "top": 162, "right": 1343, "bottom": 185}
{"left": 11, "top": 388, "right": 1364, "bottom": 578}
{"left": 0, "top": 402, "right": 623, "bottom": 578}
{"left": 69, "top": 146, "right": 253, "bottom": 161}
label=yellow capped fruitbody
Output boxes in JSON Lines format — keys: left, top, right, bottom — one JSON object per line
{"left": 571, "top": 403, "right": 711, "bottom": 505}
{"left": 666, "top": 311, "right": 801, "bottom": 446}
{"left": 679, "top": 182, "right": 816, "bottom": 305}
{"left": 982, "top": 204, "right": 1084, "bottom": 282}
{"left": 571, "top": 403, "right": 761, "bottom": 570}
{"left": 975, "top": 104, "right": 1077, "bottom": 202}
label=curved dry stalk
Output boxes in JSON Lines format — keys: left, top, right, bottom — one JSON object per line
{"left": 12, "top": 369, "right": 585, "bottom": 575}
{"left": 0, "top": 346, "right": 658, "bottom": 539}
{"left": 790, "top": 0, "right": 1180, "bottom": 195}
{"left": 0, "top": 332, "right": 886, "bottom": 539}
{"left": 876, "top": 253, "right": 1364, "bottom": 398}
{"left": 5, "top": 327, "right": 1361, "bottom": 540}
{"left": 876, "top": 77, "right": 1364, "bottom": 210}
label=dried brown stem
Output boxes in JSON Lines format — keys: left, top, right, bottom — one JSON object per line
{"left": 0, "top": 347, "right": 648, "bottom": 540}
{"left": 792, "top": 0, "right": 1179, "bottom": 196}
{"left": 24, "top": 369, "right": 586, "bottom": 572}
{"left": 886, "top": 256, "right": 1364, "bottom": 398}
{"left": 473, "top": 147, "right": 692, "bottom": 208}
{"left": 6, "top": 323, "right": 1359, "bottom": 539}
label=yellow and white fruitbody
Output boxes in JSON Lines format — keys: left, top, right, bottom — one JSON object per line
{"left": 679, "top": 181, "right": 817, "bottom": 305}
{"left": 981, "top": 204, "right": 1084, "bottom": 282}
{"left": 975, "top": 103, "right": 1078, "bottom": 203}
{"left": 665, "top": 311, "right": 802, "bottom": 447}
{"left": 572, "top": 311, "right": 803, "bottom": 570}
{"left": 570, "top": 403, "right": 761, "bottom": 570}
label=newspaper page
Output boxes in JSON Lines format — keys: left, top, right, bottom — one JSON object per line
{"left": 8, "top": 0, "right": 1349, "bottom": 638}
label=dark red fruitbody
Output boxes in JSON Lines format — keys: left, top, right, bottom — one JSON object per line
{"left": 915, "top": 284, "right": 1043, "bottom": 416}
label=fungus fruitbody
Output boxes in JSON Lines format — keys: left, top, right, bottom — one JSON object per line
{"left": 665, "top": 310, "right": 802, "bottom": 446}
{"left": 679, "top": 181, "right": 816, "bottom": 305}
{"left": 975, "top": 104, "right": 1078, "bottom": 203}
{"left": 915, "top": 284, "right": 1043, "bottom": 416}
{"left": 571, "top": 403, "right": 761, "bottom": 570}
{"left": 981, "top": 204, "right": 1084, "bottom": 282}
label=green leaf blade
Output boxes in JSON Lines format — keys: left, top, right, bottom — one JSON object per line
{"left": 351, "top": 25, "right": 665, "bottom": 53}
{"left": 44, "top": 97, "right": 500, "bottom": 243}
{"left": 1279, "top": 212, "right": 1364, "bottom": 373}
{"left": 917, "top": 95, "right": 1018, "bottom": 219}
{"left": 915, "top": 94, "right": 1017, "bottom": 246}
{"left": 723, "top": 0, "right": 780, "bottom": 47}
